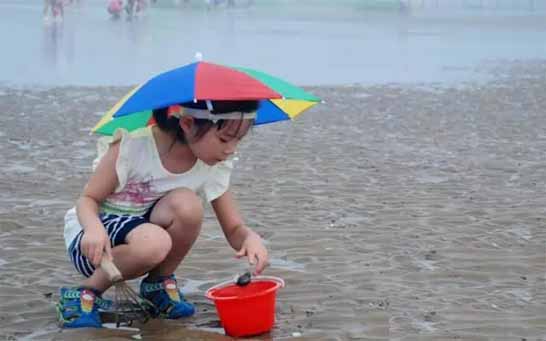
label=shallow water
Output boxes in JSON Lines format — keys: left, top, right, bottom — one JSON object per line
{"left": 2, "top": 0, "right": 546, "bottom": 86}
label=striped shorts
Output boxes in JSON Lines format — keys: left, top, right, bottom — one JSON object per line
{"left": 68, "top": 212, "right": 150, "bottom": 277}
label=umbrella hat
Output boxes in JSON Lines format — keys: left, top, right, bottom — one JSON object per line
{"left": 93, "top": 61, "right": 320, "bottom": 135}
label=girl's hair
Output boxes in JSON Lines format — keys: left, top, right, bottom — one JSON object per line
{"left": 153, "top": 100, "right": 259, "bottom": 144}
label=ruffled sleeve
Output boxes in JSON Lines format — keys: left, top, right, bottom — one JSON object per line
{"left": 202, "top": 159, "right": 234, "bottom": 202}
{"left": 92, "top": 128, "right": 133, "bottom": 193}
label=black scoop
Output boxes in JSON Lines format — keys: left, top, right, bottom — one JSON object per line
{"left": 235, "top": 271, "right": 252, "bottom": 286}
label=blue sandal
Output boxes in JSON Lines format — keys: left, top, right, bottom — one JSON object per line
{"left": 140, "top": 275, "right": 195, "bottom": 319}
{"left": 56, "top": 287, "right": 111, "bottom": 328}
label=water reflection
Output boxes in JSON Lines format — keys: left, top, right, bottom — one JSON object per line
{"left": 42, "top": 17, "right": 77, "bottom": 82}
{"left": 42, "top": 21, "right": 62, "bottom": 68}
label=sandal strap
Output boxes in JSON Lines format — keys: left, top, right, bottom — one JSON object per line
{"left": 141, "top": 274, "right": 178, "bottom": 293}
{"left": 60, "top": 287, "right": 111, "bottom": 310}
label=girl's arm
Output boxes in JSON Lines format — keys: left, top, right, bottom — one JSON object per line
{"left": 76, "top": 142, "right": 120, "bottom": 265}
{"left": 211, "top": 190, "right": 269, "bottom": 274}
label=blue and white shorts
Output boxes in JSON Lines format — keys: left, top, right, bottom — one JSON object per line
{"left": 68, "top": 211, "right": 151, "bottom": 277}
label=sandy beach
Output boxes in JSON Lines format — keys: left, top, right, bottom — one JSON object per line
{"left": 1, "top": 60, "right": 545, "bottom": 340}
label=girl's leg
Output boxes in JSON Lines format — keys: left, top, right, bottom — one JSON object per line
{"left": 81, "top": 222, "right": 172, "bottom": 293}
{"left": 146, "top": 188, "right": 204, "bottom": 279}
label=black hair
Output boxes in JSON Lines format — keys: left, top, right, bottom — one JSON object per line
{"left": 153, "top": 100, "right": 259, "bottom": 144}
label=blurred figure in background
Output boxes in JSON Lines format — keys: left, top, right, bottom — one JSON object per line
{"left": 204, "top": 0, "right": 254, "bottom": 9}
{"left": 43, "top": 0, "right": 53, "bottom": 19}
{"left": 43, "top": 0, "right": 65, "bottom": 22}
{"left": 205, "top": 0, "right": 232, "bottom": 9}
{"left": 173, "top": 0, "right": 190, "bottom": 6}
{"left": 399, "top": 0, "right": 410, "bottom": 12}
{"left": 107, "top": 0, "right": 124, "bottom": 19}
{"left": 126, "top": 0, "right": 147, "bottom": 19}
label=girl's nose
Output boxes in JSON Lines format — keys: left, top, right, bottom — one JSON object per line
{"left": 224, "top": 142, "right": 237, "bottom": 155}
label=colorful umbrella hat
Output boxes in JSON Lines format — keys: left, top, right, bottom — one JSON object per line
{"left": 93, "top": 61, "right": 321, "bottom": 135}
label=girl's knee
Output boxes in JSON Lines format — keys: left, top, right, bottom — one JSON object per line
{"left": 128, "top": 223, "right": 172, "bottom": 266}
{"left": 169, "top": 188, "right": 204, "bottom": 226}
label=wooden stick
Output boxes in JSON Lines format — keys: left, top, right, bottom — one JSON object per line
{"left": 101, "top": 257, "right": 123, "bottom": 283}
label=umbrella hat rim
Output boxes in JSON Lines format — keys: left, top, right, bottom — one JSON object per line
{"left": 94, "top": 61, "right": 320, "bottom": 134}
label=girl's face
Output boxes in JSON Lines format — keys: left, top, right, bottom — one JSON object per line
{"left": 185, "top": 118, "right": 253, "bottom": 166}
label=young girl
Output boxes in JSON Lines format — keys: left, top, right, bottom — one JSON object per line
{"left": 57, "top": 100, "right": 269, "bottom": 328}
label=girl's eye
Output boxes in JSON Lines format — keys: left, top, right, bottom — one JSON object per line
{"left": 219, "top": 137, "right": 229, "bottom": 143}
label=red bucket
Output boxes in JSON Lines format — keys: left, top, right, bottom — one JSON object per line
{"left": 205, "top": 276, "right": 285, "bottom": 337}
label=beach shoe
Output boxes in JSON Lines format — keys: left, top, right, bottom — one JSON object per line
{"left": 56, "top": 287, "right": 109, "bottom": 328}
{"left": 140, "top": 274, "right": 195, "bottom": 319}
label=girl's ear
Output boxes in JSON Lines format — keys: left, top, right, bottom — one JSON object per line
{"left": 179, "top": 116, "right": 194, "bottom": 136}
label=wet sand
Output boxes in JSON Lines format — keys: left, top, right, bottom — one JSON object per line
{"left": 1, "top": 60, "right": 545, "bottom": 340}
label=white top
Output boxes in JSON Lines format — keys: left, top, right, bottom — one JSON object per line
{"left": 64, "top": 127, "right": 233, "bottom": 249}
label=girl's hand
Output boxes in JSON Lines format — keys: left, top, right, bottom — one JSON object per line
{"left": 80, "top": 224, "right": 112, "bottom": 267}
{"left": 235, "top": 233, "right": 269, "bottom": 275}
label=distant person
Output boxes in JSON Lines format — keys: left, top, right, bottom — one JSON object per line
{"left": 126, "top": 0, "right": 147, "bottom": 18}
{"left": 205, "top": 0, "right": 248, "bottom": 8}
{"left": 125, "top": 0, "right": 135, "bottom": 17}
{"left": 107, "top": 0, "right": 123, "bottom": 19}
{"left": 173, "top": 0, "right": 191, "bottom": 7}
{"left": 205, "top": 0, "right": 224, "bottom": 9}
{"left": 43, "top": 0, "right": 52, "bottom": 19}
{"left": 56, "top": 101, "right": 269, "bottom": 328}
{"left": 43, "top": 0, "right": 64, "bottom": 22}
{"left": 399, "top": 0, "right": 410, "bottom": 12}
